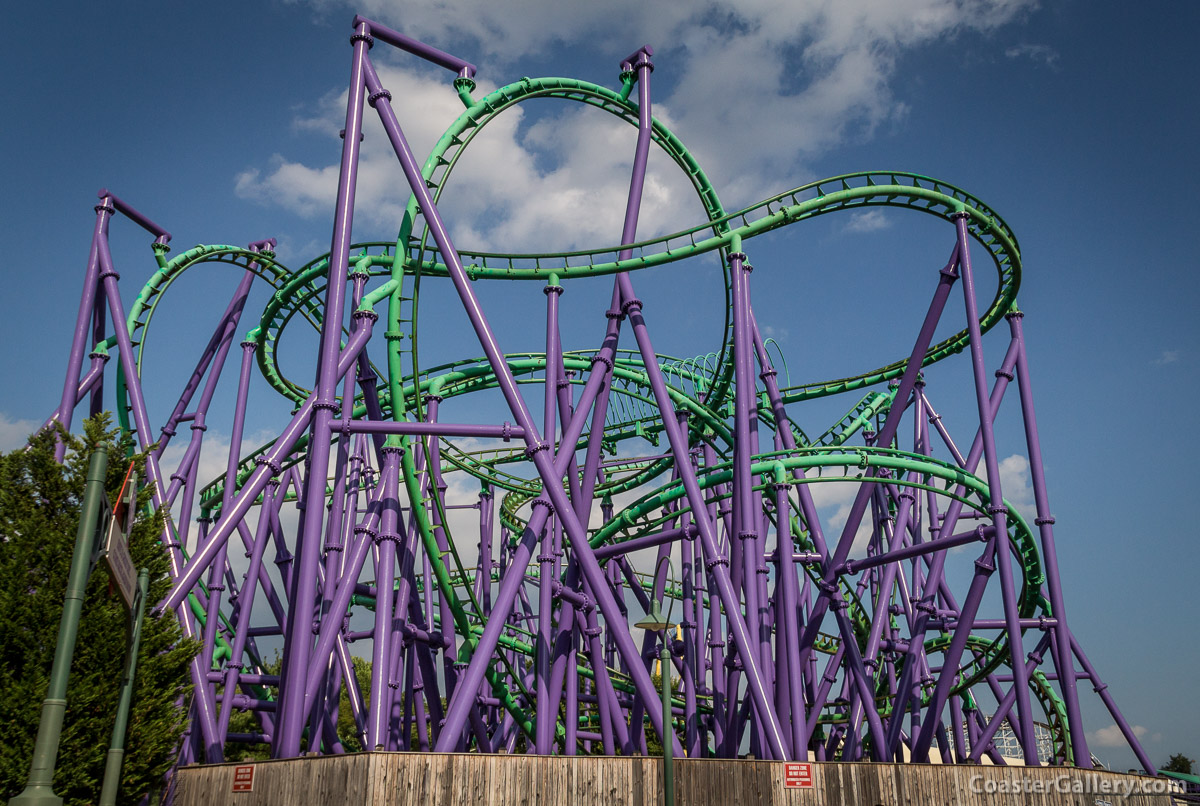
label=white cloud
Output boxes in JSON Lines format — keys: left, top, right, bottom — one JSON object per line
{"left": 158, "top": 425, "right": 282, "bottom": 552}
{"left": 763, "top": 324, "right": 790, "bottom": 343}
{"left": 805, "top": 455, "right": 1036, "bottom": 560}
{"left": 804, "top": 467, "right": 875, "bottom": 557}
{"left": 159, "top": 426, "right": 282, "bottom": 503}
{"left": 1004, "top": 43, "right": 1059, "bottom": 66}
{"left": 844, "top": 209, "right": 891, "bottom": 233}
{"left": 1152, "top": 349, "right": 1179, "bottom": 366}
{"left": 270, "top": 235, "right": 329, "bottom": 266}
{"left": 1088, "top": 723, "right": 1149, "bottom": 749}
{"left": 248, "top": 0, "right": 1037, "bottom": 247}
{"left": 997, "top": 453, "right": 1035, "bottom": 514}
{"left": 0, "top": 412, "right": 40, "bottom": 452}
{"left": 975, "top": 453, "right": 1035, "bottom": 517}
{"left": 235, "top": 64, "right": 702, "bottom": 253}
{"left": 236, "top": 159, "right": 342, "bottom": 220}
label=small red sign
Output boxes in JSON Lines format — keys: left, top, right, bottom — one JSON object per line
{"left": 232, "top": 765, "right": 255, "bottom": 793}
{"left": 784, "top": 762, "right": 813, "bottom": 789}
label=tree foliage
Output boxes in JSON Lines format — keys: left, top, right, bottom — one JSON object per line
{"left": 1163, "top": 752, "right": 1195, "bottom": 775}
{"left": 223, "top": 653, "right": 375, "bottom": 761}
{"left": 0, "top": 418, "right": 198, "bottom": 805}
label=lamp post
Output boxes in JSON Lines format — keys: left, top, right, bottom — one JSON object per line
{"left": 11, "top": 444, "right": 108, "bottom": 806}
{"left": 99, "top": 567, "right": 150, "bottom": 806}
{"left": 635, "top": 557, "right": 678, "bottom": 806}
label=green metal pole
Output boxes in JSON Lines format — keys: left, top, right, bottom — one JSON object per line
{"left": 99, "top": 567, "right": 149, "bottom": 806}
{"left": 10, "top": 444, "right": 109, "bottom": 806}
{"left": 661, "top": 643, "right": 673, "bottom": 806}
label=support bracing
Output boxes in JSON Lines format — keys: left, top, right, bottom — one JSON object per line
{"left": 36, "top": 15, "right": 1154, "bottom": 777}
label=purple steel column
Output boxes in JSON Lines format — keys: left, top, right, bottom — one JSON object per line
{"left": 216, "top": 480, "right": 279, "bottom": 743}
{"left": 1008, "top": 310, "right": 1090, "bottom": 766}
{"left": 367, "top": 447, "right": 403, "bottom": 749}
{"left": 606, "top": 51, "right": 787, "bottom": 760}
{"left": 536, "top": 278, "right": 563, "bottom": 754}
{"left": 772, "top": 478, "right": 805, "bottom": 757}
{"left": 1069, "top": 632, "right": 1155, "bottom": 772}
{"left": 749, "top": 317, "right": 831, "bottom": 757}
{"left": 728, "top": 258, "right": 756, "bottom": 603}
{"left": 360, "top": 52, "right": 680, "bottom": 756}
{"left": 204, "top": 335, "right": 259, "bottom": 748}
{"left": 477, "top": 485, "right": 493, "bottom": 612}
{"left": 53, "top": 196, "right": 112, "bottom": 459}
{"left": 418, "top": 397, "right": 462, "bottom": 725}
{"left": 190, "top": 264, "right": 260, "bottom": 755}
{"left": 312, "top": 319, "right": 365, "bottom": 743}
{"left": 796, "top": 245, "right": 959, "bottom": 673}
{"left": 275, "top": 22, "right": 371, "bottom": 758}
{"left": 94, "top": 228, "right": 224, "bottom": 758}
{"left": 678, "top": 496, "right": 701, "bottom": 757}
{"left": 699, "top": 443, "right": 728, "bottom": 751}
{"left": 729, "top": 246, "right": 769, "bottom": 754}
{"left": 87, "top": 280, "right": 108, "bottom": 418}
{"left": 565, "top": 633, "right": 579, "bottom": 754}
{"left": 915, "top": 213, "right": 1036, "bottom": 764}
{"left": 881, "top": 336, "right": 1020, "bottom": 758}
{"left": 162, "top": 320, "right": 373, "bottom": 611}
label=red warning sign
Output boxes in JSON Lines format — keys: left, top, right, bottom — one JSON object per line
{"left": 784, "top": 762, "right": 813, "bottom": 789}
{"left": 232, "top": 765, "right": 255, "bottom": 793}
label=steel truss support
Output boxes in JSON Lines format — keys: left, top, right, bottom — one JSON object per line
{"left": 36, "top": 16, "right": 1155, "bottom": 779}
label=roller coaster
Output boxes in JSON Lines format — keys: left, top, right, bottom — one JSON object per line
{"left": 43, "top": 15, "right": 1154, "bottom": 771}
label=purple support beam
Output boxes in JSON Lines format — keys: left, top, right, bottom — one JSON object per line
{"left": 35, "top": 23, "right": 1151, "bottom": 778}
{"left": 53, "top": 200, "right": 111, "bottom": 459}
{"left": 359, "top": 52, "right": 682, "bottom": 757}
{"left": 367, "top": 448, "right": 403, "bottom": 749}
{"left": 912, "top": 215, "right": 1036, "bottom": 764}
{"left": 1008, "top": 310, "right": 1091, "bottom": 767}
{"left": 162, "top": 318, "right": 375, "bottom": 613}
{"left": 274, "top": 21, "right": 372, "bottom": 758}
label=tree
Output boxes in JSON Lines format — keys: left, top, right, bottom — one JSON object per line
{"left": 0, "top": 417, "right": 198, "bottom": 805}
{"left": 222, "top": 653, "right": 372, "bottom": 761}
{"left": 1163, "top": 753, "right": 1195, "bottom": 775}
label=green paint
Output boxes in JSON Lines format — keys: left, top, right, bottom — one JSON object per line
{"left": 10, "top": 445, "right": 108, "bottom": 806}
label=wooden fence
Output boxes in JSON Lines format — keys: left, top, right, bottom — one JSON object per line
{"left": 174, "top": 753, "right": 1181, "bottom": 806}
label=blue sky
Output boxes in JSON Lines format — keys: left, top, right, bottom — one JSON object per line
{"left": 1, "top": 0, "right": 1196, "bottom": 770}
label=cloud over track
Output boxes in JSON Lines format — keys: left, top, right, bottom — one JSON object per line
{"left": 244, "top": 1, "right": 1036, "bottom": 249}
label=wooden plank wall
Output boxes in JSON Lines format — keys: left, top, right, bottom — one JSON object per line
{"left": 174, "top": 753, "right": 1178, "bottom": 806}
{"left": 173, "top": 753, "right": 370, "bottom": 806}
{"left": 365, "top": 753, "right": 662, "bottom": 806}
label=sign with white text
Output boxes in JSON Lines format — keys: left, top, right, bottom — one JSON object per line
{"left": 232, "top": 765, "right": 255, "bottom": 793}
{"left": 784, "top": 762, "right": 814, "bottom": 789}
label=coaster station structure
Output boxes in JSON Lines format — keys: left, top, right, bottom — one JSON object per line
{"left": 42, "top": 15, "right": 1154, "bottom": 771}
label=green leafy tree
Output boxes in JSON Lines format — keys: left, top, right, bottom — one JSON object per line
{"left": 223, "top": 654, "right": 281, "bottom": 763}
{"left": 0, "top": 418, "right": 198, "bottom": 805}
{"left": 223, "top": 654, "right": 373, "bottom": 761}
{"left": 1163, "top": 753, "right": 1195, "bottom": 775}
{"left": 336, "top": 655, "right": 373, "bottom": 753}
{"left": 642, "top": 669, "right": 676, "bottom": 758}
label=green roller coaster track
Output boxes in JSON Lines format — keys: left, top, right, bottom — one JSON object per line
{"left": 106, "top": 72, "right": 1064, "bottom": 756}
